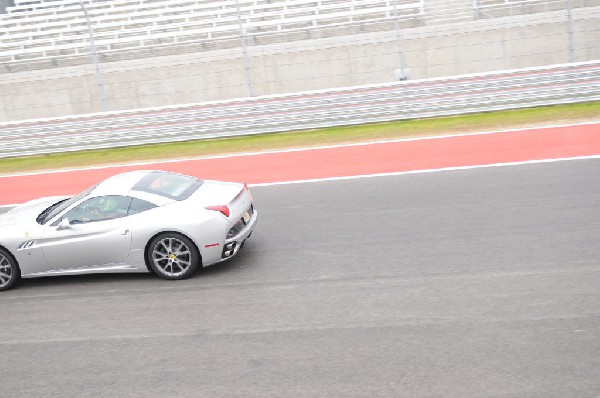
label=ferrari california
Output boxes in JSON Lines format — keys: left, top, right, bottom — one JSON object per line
{"left": 0, "top": 170, "right": 257, "bottom": 291}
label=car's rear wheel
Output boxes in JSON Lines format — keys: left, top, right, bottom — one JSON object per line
{"left": 147, "top": 233, "right": 200, "bottom": 280}
{"left": 0, "top": 248, "right": 20, "bottom": 292}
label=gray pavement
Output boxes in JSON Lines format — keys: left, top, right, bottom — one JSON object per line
{"left": 1, "top": 159, "right": 599, "bottom": 397}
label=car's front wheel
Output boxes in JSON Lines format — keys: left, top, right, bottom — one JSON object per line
{"left": 0, "top": 248, "right": 20, "bottom": 292}
{"left": 147, "top": 233, "right": 201, "bottom": 280}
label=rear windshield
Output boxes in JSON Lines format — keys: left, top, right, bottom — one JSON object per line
{"left": 132, "top": 172, "right": 202, "bottom": 201}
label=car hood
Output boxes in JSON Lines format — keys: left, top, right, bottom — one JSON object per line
{"left": 0, "top": 196, "right": 68, "bottom": 225}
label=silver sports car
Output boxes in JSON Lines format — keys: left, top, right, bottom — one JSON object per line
{"left": 0, "top": 170, "right": 257, "bottom": 291}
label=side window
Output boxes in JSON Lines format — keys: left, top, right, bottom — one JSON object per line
{"left": 128, "top": 198, "right": 157, "bottom": 216}
{"left": 66, "top": 195, "right": 132, "bottom": 224}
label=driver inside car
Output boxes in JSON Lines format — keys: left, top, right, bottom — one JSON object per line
{"left": 67, "top": 196, "right": 128, "bottom": 224}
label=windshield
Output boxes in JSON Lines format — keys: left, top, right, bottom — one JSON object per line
{"left": 36, "top": 185, "right": 97, "bottom": 225}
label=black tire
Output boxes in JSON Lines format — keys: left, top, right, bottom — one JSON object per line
{"left": 0, "top": 247, "right": 20, "bottom": 292}
{"left": 146, "top": 233, "right": 201, "bottom": 280}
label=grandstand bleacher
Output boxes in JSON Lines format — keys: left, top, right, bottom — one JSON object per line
{"left": 0, "top": 0, "right": 426, "bottom": 72}
{"left": 2, "top": 0, "right": 595, "bottom": 73}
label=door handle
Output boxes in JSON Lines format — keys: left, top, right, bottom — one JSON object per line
{"left": 121, "top": 229, "right": 130, "bottom": 235}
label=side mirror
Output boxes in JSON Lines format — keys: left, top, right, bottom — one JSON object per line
{"left": 57, "top": 217, "right": 71, "bottom": 231}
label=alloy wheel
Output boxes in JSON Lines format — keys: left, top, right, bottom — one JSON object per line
{"left": 0, "top": 252, "right": 15, "bottom": 289}
{"left": 151, "top": 237, "right": 193, "bottom": 277}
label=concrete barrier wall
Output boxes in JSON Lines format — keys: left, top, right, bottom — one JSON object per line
{"left": 0, "top": 6, "right": 598, "bottom": 122}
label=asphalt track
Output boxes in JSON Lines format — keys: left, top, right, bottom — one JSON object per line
{"left": 1, "top": 158, "right": 599, "bottom": 397}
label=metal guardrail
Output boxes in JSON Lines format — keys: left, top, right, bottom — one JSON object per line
{"left": 0, "top": 61, "right": 599, "bottom": 159}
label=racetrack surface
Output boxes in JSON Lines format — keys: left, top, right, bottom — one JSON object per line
{"left": 1, "top": 159, "right": 599, "bottom": 397}
{"left": 1, "top": 122, "right": 599, "bottom": 206}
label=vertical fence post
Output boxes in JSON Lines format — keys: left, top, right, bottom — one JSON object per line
{"left": 393, "top": 0, "right": 408, "bottom": 80}
{"left": 566, "top": 0, "right": 574, "bottom": 63}
{"left": 0, "top": 0, "right": 15, "bottom": 14}
{"left": 235, "top": 0, "right": 254, "bottom": 97}
{"left": 473, "top": 0, "right": 480, "bottom": 19}
{"left": 80, "top": 0, "right": 109, "bottom": 113}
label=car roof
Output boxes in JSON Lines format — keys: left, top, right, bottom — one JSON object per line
{"left": 87, "top": 170, "right": 203, "bottom": 204}
{"left": 89, "top": 170, "right": 156, "bottom": 196}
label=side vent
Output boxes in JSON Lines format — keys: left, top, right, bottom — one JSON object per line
{"left": 18, "top": 240, "right": 37, "bottom": 250}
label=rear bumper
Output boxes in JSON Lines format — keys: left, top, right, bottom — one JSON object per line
{"left": 221, "top": 208, "right": 258, "bottom": 260}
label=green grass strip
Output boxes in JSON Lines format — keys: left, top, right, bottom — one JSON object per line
{"left": 1, "top": 101, "right": 598, "bottom": 175}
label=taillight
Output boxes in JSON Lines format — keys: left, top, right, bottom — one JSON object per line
{"left": 205, "top": 205, "right": 230, "bottom": 217}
